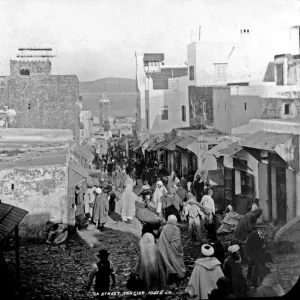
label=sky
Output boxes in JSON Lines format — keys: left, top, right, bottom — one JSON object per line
{"left": 0, "top": 0, "right": 300, "bottom": 81}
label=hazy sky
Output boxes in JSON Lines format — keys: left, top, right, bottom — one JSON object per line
{"left": 0, "top": 0, "right": 300, "bottom": 81}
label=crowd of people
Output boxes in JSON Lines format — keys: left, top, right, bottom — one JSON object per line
{"left": 78, "top": 147, "right": 284, "bottom": 299}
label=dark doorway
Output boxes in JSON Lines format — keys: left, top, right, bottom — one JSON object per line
{"left": 276, "top": 166, "right": 287, "bottom": 224}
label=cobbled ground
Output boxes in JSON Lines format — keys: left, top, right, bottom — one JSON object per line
{"left": 3, "top": 183, "right": 300, "bottom": 299}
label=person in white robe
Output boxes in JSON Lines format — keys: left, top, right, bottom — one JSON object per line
{"left": 200, "top": 189, "right": 215, "bottom": 222}
{"left": 84, "top": 187, "right": 97, "bottom": 220}
{"left": 119, "top": 167, "right": 137, "bottom": 223}
{"left": 153, "top": 181, "right": 167, "bottom": 216}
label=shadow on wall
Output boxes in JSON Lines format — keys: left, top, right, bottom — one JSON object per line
{"left": 263, "top": 62, "right": 275, "bottom": 82}
{"left": 149, "top": 112, "right": 189, "bottom": 134}
{"left": 18, "top": 212, "right": 51, "bottom": 242}
{"left": 149, "top": 114, "right": 166, "bottom": 134}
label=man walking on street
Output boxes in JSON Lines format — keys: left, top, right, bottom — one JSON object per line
{"left": 200, "top": 189, "right": 216, "bottom": 222}
{"left": 93, "top": 186, "right": 111, "bottom": 231}
{"left": 245, "top": 225, "right": 271, "bottom": 287}
{"left": 193, "top": 175, "right": 204, "bottom": 202}
{"left": 142, "top": 165, "right": 153, "bottom": 187}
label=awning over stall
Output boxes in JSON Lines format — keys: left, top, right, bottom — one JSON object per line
{"left": 143, "top": 138, "right": 156, "bottom": 151}
{"left": 240, "top": 131, "right": 299, "bottom": 172}
{"left": 151, "top": 140, "right": 169, "bottom": 151}
{"left": 175, "top": 136, "right": 196, "bottom": 150}
{"left": 165, "top": 137, "right": 184, "bottom": 151}
{"left": 207, "top": 140, "right": 243, "bottom": 157}
{"left": 0, "top": 202, "right": 28, "bottom": 242}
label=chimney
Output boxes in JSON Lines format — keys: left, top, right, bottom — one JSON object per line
{"left": 240, "top": 29, "right": 251, "bottom": 42}
{"left": 290, "top": 25, "right": 300, "bottom": 54}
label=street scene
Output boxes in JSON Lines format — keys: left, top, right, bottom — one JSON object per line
{"left": 1, "top": 0, "right": 300, "bottom": 299}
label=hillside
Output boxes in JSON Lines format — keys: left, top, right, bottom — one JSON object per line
{"left": 79, "top": 78, "right": 138, "bottom": 117}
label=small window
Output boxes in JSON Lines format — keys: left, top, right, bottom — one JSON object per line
{"left": 276, "top": 64, "right": 284, "bottom": 86}
{"left": 189, "top": 66, "right": 195, "bottom": 80}
{"left": 20, "top": 69, "right": 30, "bottom": 75}
{"left": 285, "top": 104, "right": 290, "bottom": 115}
{"left": 244, "top": 103, "right": 247, "bottom": 110}
{"left": 28, "top": 103, "right": 31, "bottom": 110}
{"left": 215, "top": 63, "right": 228, "bottom": 80}
{"left": 11, "top": 184, "right": 14, "bottom": 191}
{"left": 161, "top": 106, "right": 169, "bottom": 120}
{"left": 146, "top": 109, "right": 149, "bottom": 129}
{"left": 144, "top": 61, "right": 149, "bottom": 67}
{"left": 182, "top": 105, "right": 186, "bottom": 122}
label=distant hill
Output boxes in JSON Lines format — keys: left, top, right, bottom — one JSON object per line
{"left": 79, "top": 78, "right": 138, "bottom": 117}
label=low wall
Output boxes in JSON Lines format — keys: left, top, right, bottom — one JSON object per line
{"left": 0, "top": 164, "right": 68, "bottom": 238}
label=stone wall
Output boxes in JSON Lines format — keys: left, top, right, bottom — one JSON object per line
{"left": 10, "top": 60, "right": 52, "bottom": 76}
{"left": 189, "top": 86, "right": 214, "bottom": 128}
{"left": 0, "top": 75, "right": 80, "bottom": 140}
{"left": 0, "top": 163, "right": 68, "bottom": 238}
{"left": 261, "top": 97, "right": 299, "bottom": 119}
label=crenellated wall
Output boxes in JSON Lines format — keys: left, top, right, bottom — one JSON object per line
{"left": 10, "top": 60, "right": 52, "bottom": 76}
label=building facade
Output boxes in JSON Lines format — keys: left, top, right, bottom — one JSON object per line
{"left": 79, "top": 110, "right": 93, "bottom": 145}
{"left": 0, "top": 49, "right": 80, "bottom": 141}
{"left": 0, "top": 129, "right": 87, "bottom": 238}
{"left": 136, "top": 52, "right": 189, "bottom": 138}
{"left": 187, "top": 26, "right": 300, "bottom": 129}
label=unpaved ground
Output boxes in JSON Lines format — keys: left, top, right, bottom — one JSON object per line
{"left": 3, "top": 182, "right": 300, "bottom": 299}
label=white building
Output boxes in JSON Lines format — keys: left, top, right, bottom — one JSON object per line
{"left": 136, "top": 52, "right": 190, "bottom": 140}
{"left": 187, "top": 26, "right": 300, "bottom": 86}
{"left": 79, "top": 110, "right": 92, "bottom": 145}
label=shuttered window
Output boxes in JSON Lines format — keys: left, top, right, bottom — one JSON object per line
{"left": 182, "top": 105, "right": 186, "bottom": 121}
{"left": 189, "top": 66, "right": 195, "bottom": 80}
{"left": 215, "top": 63, "right": 228, "bottom": 80}
{"left": 161, "top": 106, "right": 168, "bottom": 120}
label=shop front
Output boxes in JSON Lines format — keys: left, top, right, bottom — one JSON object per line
{"left": 240, "top": 131, "right": 300, "bottom": 224}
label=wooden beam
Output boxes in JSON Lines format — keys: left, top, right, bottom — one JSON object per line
{"left": 15, "top": 225, "right": 20, "bottom": 288}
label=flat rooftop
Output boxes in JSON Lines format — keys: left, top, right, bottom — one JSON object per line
{"left": 0, "top": 128, "right": 73, "bottom": 144}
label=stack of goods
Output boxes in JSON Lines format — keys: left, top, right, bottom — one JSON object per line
{"left": 217, "top": 211, "right": 243, "bottom": 235}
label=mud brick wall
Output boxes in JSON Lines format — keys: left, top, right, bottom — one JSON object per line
{"left": 0, "top": 75, "right": 80, "bottom": 140}
{"left": 0, "top": 163, "right": 68, "bottom": 238}
{"left": 189, "top": 86, "right": 214, "bottom": 128}
{"left": 10, "top": 60, "right": 52, "bottom": 76}
{"left": 0, "top": 77, "right": 6, "bottom": 105}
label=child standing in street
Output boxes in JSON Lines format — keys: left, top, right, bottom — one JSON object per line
{"left": 87, "top": 249, "right": 116, "bottom": 300}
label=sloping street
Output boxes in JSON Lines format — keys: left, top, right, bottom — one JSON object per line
{"left": 4, "top": 210, "right": 300, "bottom": 300}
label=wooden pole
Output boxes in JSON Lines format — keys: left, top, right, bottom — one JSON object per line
{"left": 125, "top": 138, "right": 129, "bottom": 158}
{"left": 15, "top": 225, "right": 21, "bottom": 289}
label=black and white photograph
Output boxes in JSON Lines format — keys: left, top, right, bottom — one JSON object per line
{"left": 1, "top": 0, "right": 300, "bottom": 299}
